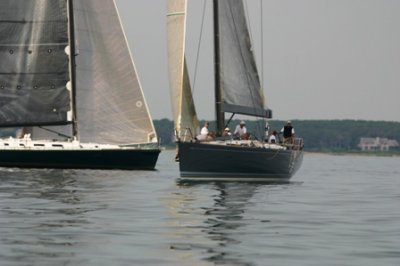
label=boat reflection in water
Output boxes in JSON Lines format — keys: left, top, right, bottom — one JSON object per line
{"left": 168, "top": 179, "right": 296, "bottom": 265}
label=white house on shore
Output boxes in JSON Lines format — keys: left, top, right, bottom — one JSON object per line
{"left": 358, "top": 137, "right": 399, "bottom": 151}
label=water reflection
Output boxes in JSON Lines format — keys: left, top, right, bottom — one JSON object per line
{"left": 172, "top": 179, "right": 294, "bottom": 266}
{"left": 202, "top": 182, "right": 256, "bottom": 265}
{"left": 0, "top": 168, "right": 108, "bottom": 265}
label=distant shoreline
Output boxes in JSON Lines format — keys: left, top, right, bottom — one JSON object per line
{"left": 305, "top": 150, "right": 400, "bottom": 157}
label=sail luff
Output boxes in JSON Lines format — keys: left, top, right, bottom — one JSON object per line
{"left": 67, "top": 0, "right": 78, "bottom": 138}
{"left": 167, "top": 0, "right": 199, "bottom": 139}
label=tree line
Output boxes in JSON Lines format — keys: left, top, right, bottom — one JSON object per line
{"left": 1, "top": 119, "right": 399, "bottom": 152}
{"left": 154, "top": 119, "right": 400, "bottom": 152}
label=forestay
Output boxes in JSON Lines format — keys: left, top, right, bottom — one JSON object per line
{"left": 167, "top": 0, "right": 199, "bottom": 138}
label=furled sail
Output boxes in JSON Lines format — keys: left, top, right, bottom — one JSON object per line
{"left": 0, "top": 0, "right": 72, "bottom": 126}
{"left": 72, "top": 0, "right": 157, "bottom": 145}
{"left": 218, "top": 0, "right": 271, "bottom": 118}
{"left": 167, "top": 0, "right": 199, "bottom": 139}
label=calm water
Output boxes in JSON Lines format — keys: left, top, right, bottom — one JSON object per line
{"left": 0, "top": 151, "right": 399, "bottom": 266}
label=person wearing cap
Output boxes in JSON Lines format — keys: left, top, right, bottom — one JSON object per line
{"left": 234, "top": 121, "right": 249, "bottom": 140}
{"left": 280, "top": 120, "right": 295, "bottom": 144}
{"left": 222, "top": 127, "right": 232, "bottom": 138}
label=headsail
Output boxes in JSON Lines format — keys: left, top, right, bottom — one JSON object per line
{"left": 0, "top": 0, "right": 72, "bottom": 126}
{"left": 72, "top": 0, "right": 157, "bottom": 145}
{"left": 167, "top": 0, "right": 199, "bottom": 140}
{"left": 217, "top": 0, "right": 271, "bottom": 118}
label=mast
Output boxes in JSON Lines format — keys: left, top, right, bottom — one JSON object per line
{"left": 213, "top": 0, "right": 224, "bottom": 136}
{"left": 67, "top": 0, "right": 78, "bottom": 139}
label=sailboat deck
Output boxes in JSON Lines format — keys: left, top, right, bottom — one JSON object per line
{"left": 0, "top": 137, "right": 152, "bottom": 151}
{"left": 193, "top": 137, "right": 304, "bottom": 151}
{"left": 198, "top": 140, "right": 287, "bottom": 150}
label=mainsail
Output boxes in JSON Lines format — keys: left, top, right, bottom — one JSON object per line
{"left": 217, "top": 0, "right": 271, "bottom": 118}
{"left": 167, "top": 0, "right": 199, "bottom": 139}
{"left": 72, "top": 0, "right": 156, "bottom": 145}
{"left": 0, "top": 0, "right": 72, "bottom": 126}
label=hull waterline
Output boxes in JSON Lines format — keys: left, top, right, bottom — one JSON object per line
{"left": 0, "top": 149, "right": 160, "bottom": 170}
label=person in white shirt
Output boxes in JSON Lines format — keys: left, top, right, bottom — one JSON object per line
{"left": 200, "top": 122, "right": 209, "bottom": 135}
{"left": 197, "top": 121, "right": 214, "bottom": 141}
{"left": 265, "top": 122, "right": 270, "bottom": 141}
{"left": 268, "top": 130, "right": 278, "bottom": 144}
{"left": 234, "top": 121, "right": 249, "bottom": 139}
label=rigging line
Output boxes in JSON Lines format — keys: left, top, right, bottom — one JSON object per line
{"left": 246, "top": 0, "right": 267, "bottom": 138}
{"left": 226, "top": 3, "right": 255, "bottom": 101}
{"left": 248, "top": 0, "right": 269, "bottom": 142}
{"left": 38, "top": 126, "right": 71, "bottom": 139}
{"left": 226, "top": 2, "right": 260, "bottom": 114}
{"left": 260, "top": 0, "right": 267, "bottom": 140}
{"left": 231, "top": 1, "right": 265, "bottom": 138}
{"left": 191, "top": 0, "right": 207, "bottom": 94}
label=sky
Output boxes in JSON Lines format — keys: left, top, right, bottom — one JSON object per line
{"left": 117, "top": 0, "right": 400, "bottom": 122}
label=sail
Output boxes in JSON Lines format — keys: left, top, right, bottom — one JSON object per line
{"left": 167, "top": 0, "right": 199, "bottom": 139}
{"left": 72, "top": 0, "right": 157, "bottom": 145}
{"left": 0, "top": 0, "right": 72, "bottom": 127}
{"left": 218, "top": 0, "right": 271, "bottom": 118}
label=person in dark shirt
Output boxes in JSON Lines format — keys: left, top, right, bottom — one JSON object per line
{"left": 280, "top": 121, "right": 295, "bottom": 144}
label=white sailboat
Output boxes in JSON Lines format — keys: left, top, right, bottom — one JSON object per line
{"left": 0, "top": 0, "right": 160, "bottom": 169}
{"left": 167, "top": 0, "right": 303, "bottom": 179}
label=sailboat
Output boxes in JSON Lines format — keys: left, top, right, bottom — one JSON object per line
{"left": 167, "top": 0, "right": 303, "bottom": 179}
{"left": 0, "top": 0, "right": 160, "bottom": 169}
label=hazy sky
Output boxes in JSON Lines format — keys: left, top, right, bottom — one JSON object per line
{"left": 117, "top": 0, "right": 400, "bottom": 122}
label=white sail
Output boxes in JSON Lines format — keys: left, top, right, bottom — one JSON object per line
{"left": 72, "top": 0, "right": 157, "bottom": 145}
{"left": 167, "top": 0, "right": 199, "bottom": 139}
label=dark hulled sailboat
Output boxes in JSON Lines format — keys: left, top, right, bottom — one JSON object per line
{"left": 167, "top": 0, "right": 303, "bottom": 179}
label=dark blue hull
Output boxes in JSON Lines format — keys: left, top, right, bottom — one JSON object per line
{"left": 178, "top": 142, "right": 303, "bottom": 179}
{"left": 0, "top": 148, "right": 160, "bottom": 170}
